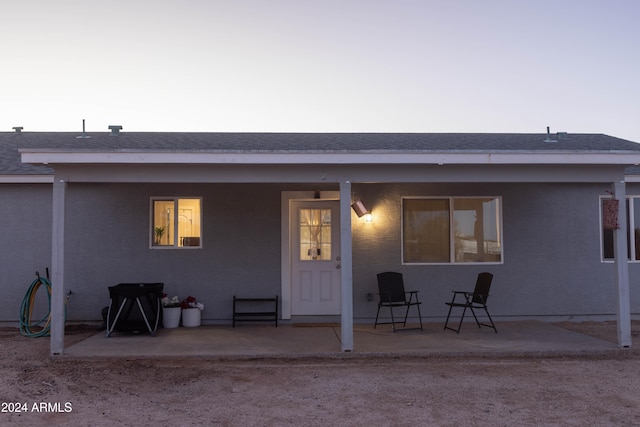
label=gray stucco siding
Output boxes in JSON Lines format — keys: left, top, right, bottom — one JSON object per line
{"left": 60, "top": 183, "right": 322, "bottom": 322}
{"left": 1, "top": 184, "right": 52, "bottom": 322}
{"left": 350, "top": 182, "right": 636, "bottom": 322}
{"left": 61, "top": 182, "right": 358, "bottom": 322}
{"left": 4, "top": 180, "right": 638, "bottom": 324}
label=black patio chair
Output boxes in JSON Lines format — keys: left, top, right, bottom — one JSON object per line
{"left": 374, "top": 272, "right": 423, "bottom": 332}
{"left": 444, "top": 272, "right": 497, "bottom": 334}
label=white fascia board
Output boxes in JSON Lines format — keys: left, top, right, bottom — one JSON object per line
{"left": 0, "top": 174, "right": 54, "bottom": 183}
{"left": 19, "top": 149, "right": 640, "bottom": 166}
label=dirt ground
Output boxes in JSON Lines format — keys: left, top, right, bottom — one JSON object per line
{"left": 1, "top": 321, "right": 640, "bottom": 427}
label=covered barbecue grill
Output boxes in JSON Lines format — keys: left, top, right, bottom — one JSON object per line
{"left": 105, "top": 283, "right": 164, "bottom": 337}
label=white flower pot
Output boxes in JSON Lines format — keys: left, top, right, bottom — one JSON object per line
{"left": 181, "top": 308, "right": 201, "bottom": 327}
{"left": 163, "top": 307, "right": 182, "bottom": 328}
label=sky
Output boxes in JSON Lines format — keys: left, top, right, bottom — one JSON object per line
{"left": 2, "top": 0, "right": 639, "bottom": 142}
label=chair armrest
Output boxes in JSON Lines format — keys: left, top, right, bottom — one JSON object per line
{"left": 405, "top": 290, "right": 421, "bottom": 304}
{"left": 448, "top": 291, "right": 472, "bottom": 304}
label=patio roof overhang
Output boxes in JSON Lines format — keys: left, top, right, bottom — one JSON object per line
{"left": 19, "top": 148, "right": 640, "bottom": 166}
{"left": 0, "top": 174, "right": 53, "bottom": 183}
{"left": 19, "top": 149, "right": 640, "bottom": 185}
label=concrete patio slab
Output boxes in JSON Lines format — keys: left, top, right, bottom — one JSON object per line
{"left": 63, "top": 320, "right": 622, "bottom": 359}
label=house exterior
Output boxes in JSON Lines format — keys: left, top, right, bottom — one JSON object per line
{"left": 2, "top": 129, "right": 640, "bottom": 355}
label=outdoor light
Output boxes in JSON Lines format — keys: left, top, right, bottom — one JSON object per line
{"left": 364, "top": 213, "right": 373, "bottom": 223}
{"left": 351, "top": 199, "right": 369, "bottom": 217}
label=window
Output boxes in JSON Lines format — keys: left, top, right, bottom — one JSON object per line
{"left": 601, "top": 196, "right": 640, "bottom": 261}
{"left": 151, "top": 198, "right": 202, "bottom": 248}
{"left": 402, "top": 197, "right": 502, "bottom": 264}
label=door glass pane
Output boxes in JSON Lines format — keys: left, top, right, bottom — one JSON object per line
{"left": 299, "top": 208, "right": 331, "bottom": 261}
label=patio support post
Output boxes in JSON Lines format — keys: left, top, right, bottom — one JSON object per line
{"left": 339, "top": 181, "right": 354, "bottom": 351}
{"left": 613, "top": 180, "right": 632, "bottom": 348}
{"left": 50, "top": 178, "right": 67, "bottom": 355}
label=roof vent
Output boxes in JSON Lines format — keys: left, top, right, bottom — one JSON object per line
{"left": 544, "top": 126, "right": 557, "bottom": 142}
{"left": 108, "top": 125, "right": 123, "bottom": 136}
{"left": 12, "top": 126, "right": 23, "bottom": 133}
{"left": 76, "top": 119, "right": 91, "bottom": 139}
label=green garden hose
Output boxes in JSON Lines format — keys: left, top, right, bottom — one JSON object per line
{"left": 19, "top": 272, "right": 70, "bottom": 338}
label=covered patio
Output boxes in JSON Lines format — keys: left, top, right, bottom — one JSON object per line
{"left": 62, "top": 321, "right": 621, "bottom": 359}
{"left": 15, "top": 131, "right": 640, "bottom": 355}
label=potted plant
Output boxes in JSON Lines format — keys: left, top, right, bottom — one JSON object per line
{"left": 154, "top": 226, "right": 166, "bottom": 245}
{"left": 161, "top": 294, "right": 181, "bottom": 328}
{"left": 181, "top": 296, "right": 204, "bottom": 327}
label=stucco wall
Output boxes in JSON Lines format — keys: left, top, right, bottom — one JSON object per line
{"left": 4, "top": 181, "right": 639, "bottom": 324}
{"left": 351, "top": 182, "right": 640, "bottom": 322}
{"left": 62, "top": 183, "right": 289, "bottom": 322}
{"left": 1, "top": 184, "right": 52, "bottom": 322}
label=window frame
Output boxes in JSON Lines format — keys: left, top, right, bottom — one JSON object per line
{"left": 600, "top": 195, "right": 640, "bottom": 262}
{"left": 150, "top": 197, "right": 203, "bottom": 249}
{"left": 401, "top": 196, "right": 503, "bottom": 265}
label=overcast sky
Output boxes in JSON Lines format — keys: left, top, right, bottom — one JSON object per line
{"left": 2, "top": 1, "right": 639, "bottom": 142}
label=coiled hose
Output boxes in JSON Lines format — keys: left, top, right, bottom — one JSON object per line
{"left": 19, "top": 272, "right": 70, "bottom": 338}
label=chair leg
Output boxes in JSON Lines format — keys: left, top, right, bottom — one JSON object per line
{"left": 482, "top": 307, "right": 498, "bottom": 333}
{"left": 374, "top": 304, "right": 382, "bottom": 329}
{"left": 396, "top": 303, "right": 423, "bottom": 332}
{"left": 389, "top": 305, "right": 396, "bottom": 332}
{"left": 402, "top": 304, "right": 410, "bottom": 327}
{"left": 469, "top": 306, "right": 482, "bottom": 329}
{"left": 444, "top": 305, "right": 467, "bottom": 334}
{"left": 444, "top": 304, "right": 455, "bottom": 331}
{"left": 470, "top": 305, "right": 498, "bottom": 333}
{"left": 455, "top": 306, "right": 468, "bottom": 334}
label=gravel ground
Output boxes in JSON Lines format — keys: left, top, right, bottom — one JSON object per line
{"left": 1, "top": 321, "right": 640, "bottom": 426}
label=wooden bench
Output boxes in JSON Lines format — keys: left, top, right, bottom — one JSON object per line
{"left": 233, "top": 295, "right": 278, "bottom": 327}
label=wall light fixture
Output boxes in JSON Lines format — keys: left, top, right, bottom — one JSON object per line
{"left": 351, "top": 199, "right": 369, "bottom": 217}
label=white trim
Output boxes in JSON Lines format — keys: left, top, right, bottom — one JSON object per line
{"left": 339, "top": 181, "right": 354, "bottom": 352}
{"left": 612, "top": 181, "right": 632, "bottom": 347}
{"left": 20, "top": 149, "right": 640, "bottom": 166}
{"left": 280, "top": 191, "right": 340, "bottom": 319}
{"left": 50, "top": 179, "right": 66, "bottom": 355}
{"left": 0, "top": 174, "right": 53, "bottom": 183}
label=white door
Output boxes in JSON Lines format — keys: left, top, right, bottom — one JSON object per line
{"left": 290, "top": 200, "right": 341, "bottom": 315}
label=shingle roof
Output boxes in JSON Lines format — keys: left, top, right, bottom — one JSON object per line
{"left": 0, "top": 135, "right": 52, "bottom": 175}
{"left": 2, "top": 131, "right": 640, "bottom": 175}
